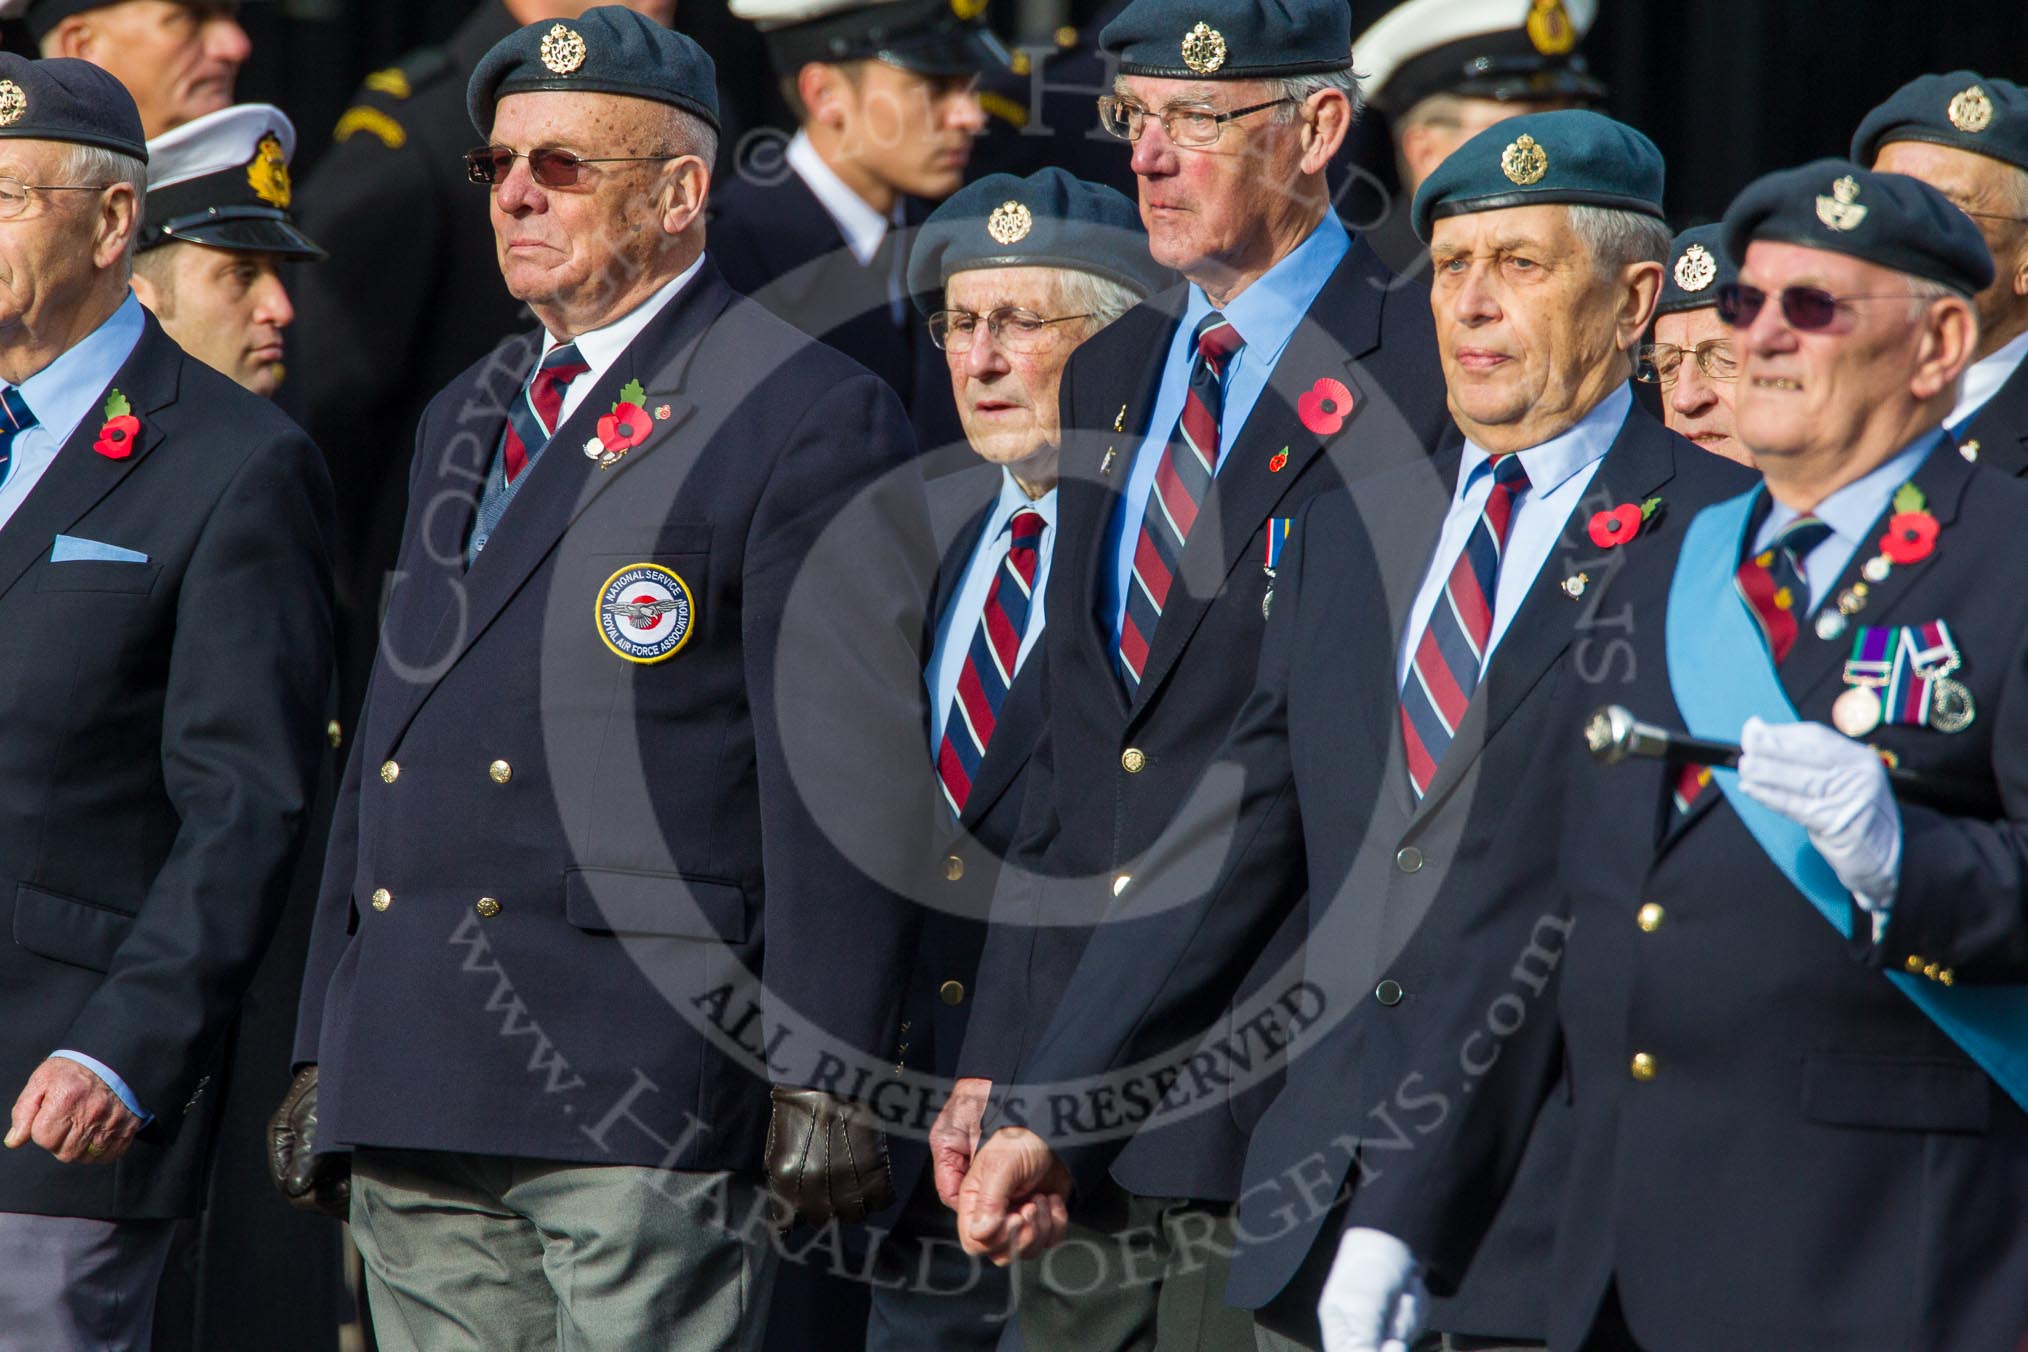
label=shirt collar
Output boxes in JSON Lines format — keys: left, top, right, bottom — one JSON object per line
{"left": 987, "top": 467, "right": 1057, "bottom": 534}
{"left": 786, "top": 128, "right": 895, "bottom": 267}
{"left": 17, "top": 291, "right": 146, "bottom": 446}
{"left": 1948, "top": 327, "right": 2028, "bottom": 431}
{"left": 547, "top": 252, "right": 705, "bottom": 373}
{"left": 1180, "top": 212, "right": 1350, "bottom": 367}
{"left": 1456, "top": 382, "right": 1632, "bottom": 500}
{"left": 1760, "top": 427, "right": 1944, "bottom": 550}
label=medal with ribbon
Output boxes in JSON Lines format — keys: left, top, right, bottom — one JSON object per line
{"left": 1904, "top": 619, "right": 1975, "bottom": 733}
{"left": 1834, "top": 620, "right": 1975, "bottom": 736}
{"left": 1262, "top": 517, "right": 1291, "bottom": 618}
{"left": 1832, "top": 626, "right": 1895, "bottom": 735}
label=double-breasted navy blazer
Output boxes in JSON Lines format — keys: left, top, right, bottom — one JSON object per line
{"left": 295, "top": 260, "right": 940, "bottom": 1172}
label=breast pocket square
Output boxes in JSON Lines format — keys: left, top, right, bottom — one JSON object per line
{"left": 51, "top": 535, "right": 149, "bottom": 564}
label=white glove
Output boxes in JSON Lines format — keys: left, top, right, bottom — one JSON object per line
{"left": 1737, "top": 716, "right": 1901, "bottom": 932}
{"left": 1318, "top": 1227, "right": 1427, "bottom": 1352}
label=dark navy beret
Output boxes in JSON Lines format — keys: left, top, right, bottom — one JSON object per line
{"left": 1410, "top": 108, "right": 1662, "bottom": 242}
{"left": 1655, "top": 223, "right": 1735, "bottom": 317}
{"left": 0, "top": 53, "right": 145, "bottom": 161}
{"left": 15, "top": 0, "right": 235, "bottom": 44}
{"left": 731, "top": 0, "right": 1009, "bottom": 77}
{"left": 468, "top": 6, "right": 720, "bottom": 136}
{"left": 1853, "top": 72, "right": 2028, "bottom": 177}
{"left": 1722, "top": 159, "right": 1994, "bottom": 297}
{"left": 1100, "top": 0, "right": 1352, "bottom": 80}
{"left": 908, "top": 167, "right": 1171, "bottom": 312}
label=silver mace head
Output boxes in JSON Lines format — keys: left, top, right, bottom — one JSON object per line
{"left": 1585, "top": 704, "right": 1639, "bottom": 764}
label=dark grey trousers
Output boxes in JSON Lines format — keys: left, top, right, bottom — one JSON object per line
{"left": 0, "top": 1211, "right": 176, "bottom": 1352}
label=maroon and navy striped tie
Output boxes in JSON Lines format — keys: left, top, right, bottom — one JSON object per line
{"left": 937, "top": 508, "right": 1047, "bottom": 815}
{"left": 503, "top": 341, "right": 589, "bottom": 483}
{"left": 1400, "top": 454, "right": 1531, "bottom": 798}
{"left": 1117, "top": 313, "right": 1244, "bottom": 692}
{"left": 1672, "top": 515, "right": 1832, "bottom": 812}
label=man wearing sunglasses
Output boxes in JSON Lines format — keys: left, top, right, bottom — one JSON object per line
{"left": 1638, "top": 223, "right": 1749, "bottom": 466}
{"left": 925, "top": 0, "right": 1451, "bottom": 1346}
{"left": 953, "top": 108, "right": 1759, "bottom": 1352}
{"left": 282, "top": 11, "right": 937, "bottom": 1348}
{"left": 713, "top": 0, "right": 1004, "bottom": 469}
{"left": 1324, "top": 161, "right": 2028, "bottom": 1350}
{"left": 1856, "top": 71, "right": 2028, "bottom": 476}
{"left": 0, "top": 56, "right": 332, "bottom": 1352}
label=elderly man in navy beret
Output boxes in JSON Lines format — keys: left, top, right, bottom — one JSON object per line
{"left": 1328, "top": 160, "right": 2028, "bottom": 1350}
{"left": 282, "top": 8, "right": 938, "bottom": 1348}
{"left": 925, "top": 0, "right": 1453, "bottom": 1345}
{"left": 953, "top": 107, "right": 1758, "bottom": 1352}
{"left": 1856, "top": 72, "right": 2028, "bottom": 472}
{"left": 0, "top": 53, "right": 332, "bottom": 1352}
{"left": 1639, "top": 223, "right": 1749, "bottom": 465}
{"left": 858, "top": 165, "right": 1168, "bottom": 1352}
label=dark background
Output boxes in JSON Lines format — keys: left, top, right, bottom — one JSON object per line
{"left": 204, "top": 0, "right": 2028, "bottom": 229}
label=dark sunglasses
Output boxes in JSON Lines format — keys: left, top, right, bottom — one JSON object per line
{"left": 1716, "top": 281, "right": 1932, "bottom": 331}
{"left": 463, "top": 145, "right": 677, "bottom": 188}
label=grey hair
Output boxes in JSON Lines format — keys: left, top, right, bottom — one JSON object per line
{"left": 1566, "top": 204, "right": 1671, "bottom": 274}
{"left": 1053, "top": 269, "right": 1143, "bottom": 334}
{"left": 672, "top": 108, "right": 718, "bottom": 174}
{"left": 62, "top": 143, "right": 145, "bottom": 276}
{"left": 1264, "top": 68, "right": 1363, "bottom": 126}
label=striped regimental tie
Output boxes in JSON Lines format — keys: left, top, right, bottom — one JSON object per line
{"left": 1673, "top": 514, "right": 1833, "bottom": 812}
{"left": 503, "top": 341, "right": 590, "bottom": 483}
{"left": 936, "top": 507, "right": 1047, "bottom": 815}
{"left": 1399, "top": 453, "right": 1532, "bottom": 799}
{"left": 1117, "top": 312, "right": 1244, "bottom": 693}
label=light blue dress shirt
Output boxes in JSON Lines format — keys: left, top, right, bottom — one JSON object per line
{"left": 1395, "top": 383, "right": 1631, "bottom": 688}
{"left": 1755, "top": 428, "right": 1941, "bottom": 615}
{"left": 0, "top": 292, "right": 145, "bottom": 532}
{"left": 928, "top": 472, "right": 1058, "bottom": 748}
{"left": 1104, "top": 214, "right": 1351, "bottom": 642}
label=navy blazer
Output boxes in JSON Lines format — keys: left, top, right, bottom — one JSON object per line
{"left": 709, "top": 170, "right": 965, "bottom": 467}
{"left": 965, "top": 233, "right": 1454, "bottom": 1202}
{"left": 1010, "top": 404, "right": 1755, "bottom": 1339}
{"left": 295, "top": 261, "right": 939, "bottom": 1171}
{"left": 1348, "top": 436, "right": 2028, "bottom": 1351}
{"left": 0, "top": 314, "right": 334, "bottom": 1219}
{"left": 1955, "top": 352, "right": 2028, "bottom": 478}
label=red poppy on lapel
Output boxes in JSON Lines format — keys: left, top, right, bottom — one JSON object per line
{"left": 1296, "top": 377, "right": 1354, "bottom": 436}
{"left": 93, "top": 389, "right": 139, "bottom": 460}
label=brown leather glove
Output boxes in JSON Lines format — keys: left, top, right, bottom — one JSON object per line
{"left": 266, "top": 1065, "right": 351, "bottom": 1220}
{"left": 764, "top": 1085, "right": 894, "bottom": 1228}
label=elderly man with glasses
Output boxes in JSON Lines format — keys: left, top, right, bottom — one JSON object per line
{"left": 280, "top": 10, "right": 937, "bottom": 1348}
{"left": 924, "top": 0, "right": 1451, "bottom": 1346}
{"left": 1321, "top": 159, "right": 2028, "bottom": 1351}
{"left": 1857, "top": 71, "right": 2028, "bottom": 475}
{"left": 0, "top": 55, "right": 332, "bottom": 1351}
{"left": 1639, "top": 223, "right": 1749, "bottom": 466}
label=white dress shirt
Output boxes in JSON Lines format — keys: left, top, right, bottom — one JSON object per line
{"left": 1395, "top": 383, "right": 1630, "bottom": 688}
{"left": 785, "top": 129, "right": 906, "bottom": 321}
{"left": 927, "top": 471, "right": 1058, "bottom": 748}
{"left": 1946, "top": 328, "right": 2028, "bottom": 432}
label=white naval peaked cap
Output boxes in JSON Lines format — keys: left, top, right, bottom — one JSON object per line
{"left": 146, "top": 102, "right": 296, "bottom": 192}
{"left": 1354, "top": 0, "right": 1600, "bottom": 114}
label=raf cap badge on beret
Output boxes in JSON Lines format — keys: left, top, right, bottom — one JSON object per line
{"left": 540, "top": 23, "right": 587, "bottom": 75}
{"left": 1502, "top": 133, "right": 1548, "bottom": 186}
{"left": 1816, "top": 174, "right": 1867, "bottom": 232}
{"left": 986, "top": 199, "right": 1032, "bottom": 244}
{"left": 0, "top": 81, "right": 22, "bottom": 128}
{"left": 1181, "top": 21, "right": 1226, "bottom": 75}
{"left": 1948, "top": 84, "right": 1993, "bottom": 134}
{"left": 1674, "top": 243, "right": 1716, "bottom": 292}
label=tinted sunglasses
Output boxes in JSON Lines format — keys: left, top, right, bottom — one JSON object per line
{"left": 464, "top": 145, "right": 676, "bottom": 187}
{"left": 1716, "top": 281, "right": 1932, "bottom": 331}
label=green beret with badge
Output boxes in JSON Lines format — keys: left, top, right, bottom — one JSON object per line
{"left": 1098, "top": 0, "right": 1352, "bottom": 79}
{"left": 1852, "top": 71, "right": 2028, "bottom": 176}
{"left": 467, "top": 4, "right": 721, "bottom": 134}
{"left": 1410, "top": 107, "right": 1664, "bottom": 241}
{"left": 1721, "top": 159, "right": 1995, "bottom": 297}
{"left": 1656, "top": 223, "right": 1737, "bottom": 318}
{"left": 907, "top": 166, "right": 1172, "bottom": 312}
